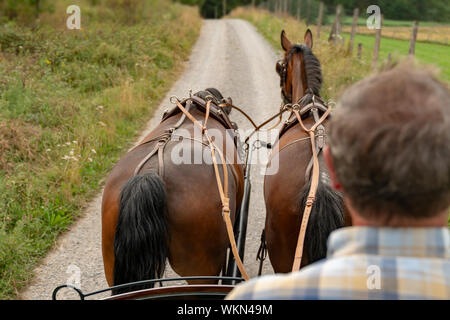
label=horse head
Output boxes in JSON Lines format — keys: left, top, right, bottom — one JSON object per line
{"left": 276, "top": 29, "right": 322, "bottom": 104}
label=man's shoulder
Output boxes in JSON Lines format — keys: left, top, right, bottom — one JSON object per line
{"left": 226, "top": 254, "right": 450, "bottom": 300}
{"left": 226, "top": 260, "right": 329, "bottom": 300}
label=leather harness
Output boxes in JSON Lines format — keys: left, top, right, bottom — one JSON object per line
{"left": 131, "top": 91, "right": 250, "bottom": 281}
{"left": 270, "top": 58, "right": 333, "bottom": 271}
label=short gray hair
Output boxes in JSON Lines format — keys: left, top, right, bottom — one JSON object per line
{"left": 328, "top": 63, "right": 450, "bottom": 220}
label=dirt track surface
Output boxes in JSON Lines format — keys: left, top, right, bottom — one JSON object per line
{"left": 21, "top": 19, "right": 282, "bottom": 300}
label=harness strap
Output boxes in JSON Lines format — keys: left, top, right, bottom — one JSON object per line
{"left": 291, "top": 106, "right": 331, "bottom": 272}
{"left": 132, "top": 103, "right": 193, "bottom": 177}
{"left": 173, "top": 99, "right": 250, "bottom": 281}
{"left": 134, "top": 139, "right": 166, "bottom": 176}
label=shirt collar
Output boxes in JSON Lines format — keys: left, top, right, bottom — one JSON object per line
{"left": 327, "top": 226, "right": 450, "bottom": 259}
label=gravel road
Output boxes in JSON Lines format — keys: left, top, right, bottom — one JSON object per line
{"left": 20, "top": 19, "right": 282, "bottom": 300}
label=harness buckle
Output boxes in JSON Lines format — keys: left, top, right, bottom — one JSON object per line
{"left": 316, "top": 124, "right": 325, "bottom": 149}
{"left": 222, "top": 198, "right": 231, "bottom": 216}
{"left": 306, "top": 196, "right": 315, "bottom": 207}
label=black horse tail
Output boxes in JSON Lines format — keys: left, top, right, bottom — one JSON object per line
{"left": 112, "top": 173, "right": 169, "bottom": 295}
{"left": 299, "top": 162, "right": 344, "bottom": 265}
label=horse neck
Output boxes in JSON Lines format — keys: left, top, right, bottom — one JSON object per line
{"left": 291, "top": 53, "right": 307, "bottom": 104}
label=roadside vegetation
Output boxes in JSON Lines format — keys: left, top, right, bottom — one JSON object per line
{"left": 230, "top": 7, "right": 449, "bottom": 89}
{"left": 0, "top": 0, "right": 201, "bottom": 299}
{"left": 229, "top": 7, "right": 372, "bottom": 101}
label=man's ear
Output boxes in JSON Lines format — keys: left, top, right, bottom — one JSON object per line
{"left": 324, "top": 146, "right": 341, "bottom": 191}
{"left": 304, "top": 29, "right": 313, "bottom": 49}
{"left": 281, "top": 30, "right": 292, "bottom": 51}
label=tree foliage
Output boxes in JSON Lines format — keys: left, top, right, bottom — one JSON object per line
{"left": 0, "top": 0, "right": 54, "bottom": 24}
{"left": 175, "top": 0, "right": 262, "bottom": 18}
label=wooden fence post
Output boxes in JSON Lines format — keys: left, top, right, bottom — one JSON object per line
{"left": 349, "top": 8, "right": 359, "bottom": 53}
{"left": 328, "top": 5, "right": 342, "bottom": 44}
{"left": 357, "top": 43, "right": 362, "bottom": 60}
{"left": 223, "top": 0, "right": 227, "bottom": 17}
{"left": 316, "top": 2, "right": 324, "bottom": 39}
{"left": 372, "top": 14, "right": 383, "bottom": 70}
{"left": 409, "top": 21, "right": 419, "bottom": 56}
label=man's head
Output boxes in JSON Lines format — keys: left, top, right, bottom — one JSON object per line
{"left": 324, "top": 63, "right": 450, "bottom": 226}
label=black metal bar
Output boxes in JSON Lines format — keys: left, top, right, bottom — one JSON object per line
{"left": 52, "top": 284, "right": 85, "bottom": 300}
{"left": 52, "top": 276, "right": 244, "bottom": 300}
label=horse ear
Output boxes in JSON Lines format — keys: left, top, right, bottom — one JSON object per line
{"left": 304, "top": 29, "right": 313, "bottom": 49}
{"left": 281, "top": 30, "right": 292, "bottom": 51}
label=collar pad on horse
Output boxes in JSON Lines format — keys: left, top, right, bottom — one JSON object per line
{"left": 162, "top": 94, "right": 235, "bottom": 131}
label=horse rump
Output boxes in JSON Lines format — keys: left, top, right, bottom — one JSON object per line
{"left": 112, "top": 173, "right": 169, "bottom": 295}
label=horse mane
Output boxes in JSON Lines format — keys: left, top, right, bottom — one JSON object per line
{"left": 288, "top": 44, "right": 322, "bottom": 97}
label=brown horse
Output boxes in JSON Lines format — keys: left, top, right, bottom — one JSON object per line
{"left": 101, "top": 88, "right": 244, "bottom": 294}
{"left": 264, "top": 30, "right": 347, "bottom": 273}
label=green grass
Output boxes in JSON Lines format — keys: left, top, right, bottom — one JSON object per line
{"left": 328, "top": 15, "right": 450, "bottom": 27}
{"left": 341, "top": 33, "right": 450, "bottom": 81}
{"left": 0, "top": 0, "right": 201, "bottom": 299}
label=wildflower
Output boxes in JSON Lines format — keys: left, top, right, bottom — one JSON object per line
{"left": 46, "top": 148, "right": 51, "bottom": 152}
{"left": 45, "top": 59, "right": 52, "bottom": 65}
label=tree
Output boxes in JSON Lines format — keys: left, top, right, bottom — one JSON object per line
{"left": 0, "top": 0, "right": 53, "bottom": 22}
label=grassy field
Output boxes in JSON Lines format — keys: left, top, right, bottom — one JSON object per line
{"left": 248, "top": 9, "right": 450, "bottom": 82}
{"left": 0, "top": 0, "right": 201, "bottom": 299}
{"left": 340, "top": 33, "right": 450, "bottom": 82}
{"left": 332, "top": 14, "right": 449, "bottom": 28}
{"left": 341, "top": 25, "right": 450, "bottom": 46}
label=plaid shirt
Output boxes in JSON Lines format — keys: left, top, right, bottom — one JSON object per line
{"left": 227, "top": 227, "right": 450, "bottom": 300}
